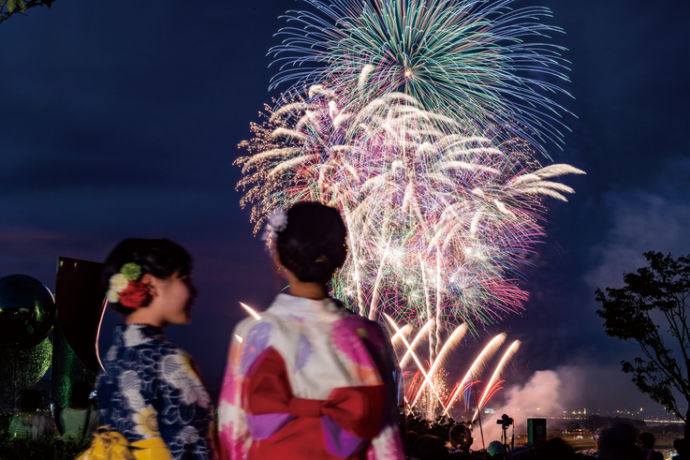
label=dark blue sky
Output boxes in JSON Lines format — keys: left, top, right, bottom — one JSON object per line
{"left": 1, "top": 0, "right": 689, "bottom": 411}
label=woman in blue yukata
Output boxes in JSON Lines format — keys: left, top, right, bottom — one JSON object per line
{"left": 95, "top": 238, "right": 214, "bottom": 459}
{"left": 218, "top": 202, "right": 405, "bottom": 460}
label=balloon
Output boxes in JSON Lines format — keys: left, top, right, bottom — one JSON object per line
{"left": 0, "top": 275, "right": 55, "bottom": 348}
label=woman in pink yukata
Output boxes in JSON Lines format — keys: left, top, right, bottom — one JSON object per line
{"left": 218, "top": 202, "right": 405, "bottom": 460}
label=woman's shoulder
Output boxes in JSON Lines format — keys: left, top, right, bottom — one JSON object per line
{"left": 110, "top": 324, "right": 168, "bottom": 355}
{"left": 122, "top": 335, "right": 172, "bottom": 365}
{"left": 101, "top": 331, "right": 183, "bottom": 378}
{"left": 229, "top": 316, "right": 265, "bottom": 351}
{"left": 126, "top": 325, "right": 183, "bottom": 357}
{"left": 329, "top": 309, "right": 393, "bottom": 357}
{"left": 230, "top": 297, "right": 389, "bottom": 352}
{"left": 333, "top": 308, "right": 388, "bottom": 334}
{"left": 155, "top": 336, "right": 185, "bottom": 356}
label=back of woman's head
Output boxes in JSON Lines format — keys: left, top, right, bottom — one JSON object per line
{"left": 275, "top": 202, "right": 347, "bottom": 285}
{"left": 103, "top": 238, "right": 191, "bottom": 315}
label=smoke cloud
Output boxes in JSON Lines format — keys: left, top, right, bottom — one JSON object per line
{"left": 472, "top": 370, "right": 564, "bottom": 449}
{"left": 470, "top": 363, "right": 665, "bottom": 450}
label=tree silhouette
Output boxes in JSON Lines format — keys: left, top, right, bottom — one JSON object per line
{"left": 596, "top": 251, "right": 690, "bottom": 438}
{"left": 1, "top": 0, "right": 55, "bottom": 25}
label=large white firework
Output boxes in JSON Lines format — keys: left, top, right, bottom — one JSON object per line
{"left": 236, "top": 84, "right": 584, "bottom": 334}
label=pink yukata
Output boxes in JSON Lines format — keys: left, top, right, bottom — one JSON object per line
{"left": 218, "top": 293, "right": 405, "bottom": 460}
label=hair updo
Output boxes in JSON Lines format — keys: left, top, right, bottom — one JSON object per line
{"left": 276, "top": 202, "right": 347, "bottom": 285}
{"left": 102, "top": 238, "right": 192, "bottom": 315}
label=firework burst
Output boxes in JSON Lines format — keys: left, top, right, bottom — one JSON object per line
{"left": 236, "top": 84, "right": 583, "bottom": 331}
{"left": 269, "top": 0, "right": 573, "bottom": 155}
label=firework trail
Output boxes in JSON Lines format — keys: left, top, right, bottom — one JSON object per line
{"left": 385, "top": 314, "right": 519, "bottom": 418}
{"left": 400, "top": 319, "right": 436, "bottom": 368}
{"left": 383, "top": 313, "right": 448, "bottom": 408}
{"left": 236, "top": 85, "right": 584, "bottom": 332}
{"left": 409, "top": 323, "right": 467, "bottom": 408}
{"left": 473, "top": 339, "right": 521, "bottom": 421}
{"left": 269, "top": 0, "right": 573, "bottom": 156}
{"left": 443, "top": 333, "right": 506, "bottom": 416}
{"left": 391, "top": 323, "right": 412, "bottom": 346}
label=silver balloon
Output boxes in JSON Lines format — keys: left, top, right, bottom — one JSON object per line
{"left": 0, "top": 275, "right": 55, "bottom": 348}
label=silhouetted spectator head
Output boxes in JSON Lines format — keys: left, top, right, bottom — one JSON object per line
{"left": 674, "top": 438, "right": 688, "bottom": 455}
{"left": 639, "top": 432, "right": 655, "bottom": 449}
{"left": 598, "top": 423, "right": 640, "bottom": 460}
{"left": 406, "top": 430, "right": 419, "bottom": 455}
{"left": 487, "top": 440, "right": 505, "bottom": 457}
{"left": 449, "top": 423, "right": 472, "bottom": 452}
{"left": 70, "top": 380, "right": 93, "bottom": 409}
{"left": 17, "top": 389, "right": 43, "bottom": 412}
{"left": 539, "top": 437, "right": 575, "bottom": 459}
{"left": 415, "top": 434, "right": 449, "bottom": 460}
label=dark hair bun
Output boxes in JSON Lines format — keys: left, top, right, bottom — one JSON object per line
{"left": 276, "top": 202, "right": 347, "bottom": 284}
{"left": 102, "top": 238, "right": 191, "bottom": 315}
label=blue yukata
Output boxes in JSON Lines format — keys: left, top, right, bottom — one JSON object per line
{"left": 97, "top": 324, "right": 214, "bottom": 459}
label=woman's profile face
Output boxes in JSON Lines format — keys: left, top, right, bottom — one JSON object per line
{"left": 156, "top": 272, "right": 195, "bottom": 325}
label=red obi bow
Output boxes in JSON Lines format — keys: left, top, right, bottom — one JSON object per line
{"left": 244, "top": 347, "right": 384, "bottom": 440}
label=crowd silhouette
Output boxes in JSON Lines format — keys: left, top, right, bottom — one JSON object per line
{"left": 402, "top": 415, "right": 681, "bottom": 460}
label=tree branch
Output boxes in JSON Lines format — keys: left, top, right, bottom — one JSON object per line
{"left": 597, "top": 251, "right": 690, "bottom": 426}
{"left": 0, "top": 0, "right": 54, "bottom": 25}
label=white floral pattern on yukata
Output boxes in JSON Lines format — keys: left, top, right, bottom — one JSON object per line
{"left": 97, "top": 324, "right": 213, "bottom": 459}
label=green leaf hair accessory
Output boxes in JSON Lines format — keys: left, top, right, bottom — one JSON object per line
{"left": 120, "top": 262, "right": 143, "bottom": 282}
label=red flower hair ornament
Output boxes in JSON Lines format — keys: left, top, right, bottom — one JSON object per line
{"left": 118, "top": 281, "right": 151, "bottom": 308}
{"left": 106, "top": 262, "right": 151, "bottom": 309}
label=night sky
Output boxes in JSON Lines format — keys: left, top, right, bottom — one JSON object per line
{"left": 1, "top": 0, "right": 689, "bottom": 412}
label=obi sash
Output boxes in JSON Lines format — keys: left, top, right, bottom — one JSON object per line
{"left": 244, "top": 347, "right": 384, "bottom": 459}
{"left": 76, "top": 428, "right": 172, "bottom": 460}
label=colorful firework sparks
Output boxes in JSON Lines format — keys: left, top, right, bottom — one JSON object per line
{"left": 443, "top": 333, "right": 507, "bottom": 416}
{"left": 472, "top": 339, "right": 521, "bottom": 421}
{"left": 236, "top": 84, "right": 584, "bottom": 332}
{"left": 233, "top": 0, "right": 580, "bottom": 422}
{"left": 269, "top": 0, "right": 573, "bottom": 156}
{"left": 385, "top": 314, "right": 519, "bottom": 419}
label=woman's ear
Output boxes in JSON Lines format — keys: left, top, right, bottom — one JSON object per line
{"left": 273, "top": 248, "right": 292, "bottom": 280}
{"left": 140, "top": 273, "right": 157, "bottom": 298}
